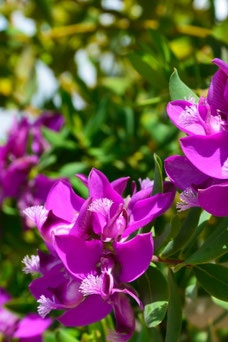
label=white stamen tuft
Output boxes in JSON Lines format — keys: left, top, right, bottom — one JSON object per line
{"left": 179, "top": 104, "right": 200, "bottom": 128}
{"left": 22, "top": 255, "right": 40, "bottom": 274}
{"left": 23, "top": 206, "right": 48, "bottom": 226}
{"left": 184, "top": 96, "right": 196, "bottom": 104}
{"left": 138, "top": 177, "right": 154, "bottom": 190}
{"left": 176, "top": 187, "right": 199, "bottom": 212}
{"left": 79, "top": 274, "right": 103, "bottom": 296}
{"left": 37, "top": 295, "right": 56, "bottom": 318}
{"left": 222, "top": 158, "right": 228, "bottom": 177}
{"left": 88, "top": 198, "right": 113, "bottom": 216}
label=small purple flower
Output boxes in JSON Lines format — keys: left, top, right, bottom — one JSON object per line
{"left": 0, "top": 287, "right": 52, "bottom": 342}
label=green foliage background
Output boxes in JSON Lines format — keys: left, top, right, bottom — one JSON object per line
{"left": 1, "top": 1, "right": 228, "bottom": 341}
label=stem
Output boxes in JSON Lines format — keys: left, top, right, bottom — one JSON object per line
{"left": 151, "top": 255, "right": 184, "bottom": 265}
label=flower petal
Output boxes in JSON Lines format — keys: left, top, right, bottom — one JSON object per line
{"left": 180, "top": 132, "right": 228, "bottom": 179}
{"left": 45, "top": 180, "right": 84, "bottom": 222}
{"left": 88, "top": 169, "right": 124, "bottom": 212}
{"left": 198, "top": 182, "right": 228, "bottom": 216}
{"left": 54, "top": 235, "right": 103, "bottom": 276}
{"left": 113, "top": 233, "right": 153, "bottom": 283}
{"left": 111, "top": 177, "right": 130, "bottom": 195}
{"left": 124, "top": 191, "right": 175, "bottom": 236}
{"left": 167, "top": 100, "right": 206, "bottom": 135}
{"left": 165, "top": 155, "right": 209, "bottom": 190}
{"left": 14, "top": 314, "right": 52, "bottom": 338}
{"left": 58, "top": 295, "right": 112, "bottom": 326}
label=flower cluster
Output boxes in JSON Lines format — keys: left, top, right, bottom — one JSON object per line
{"left": 0, "top": 112, "right": 64, "bottom": 228}
{"left": 165, "top": 58, "right": 228, "bottom": 216}
{"left": 0, "top": 287, "right": 52, "bottom": 341}
{"left": 23, "top": 169, "right": 175, "bottom": 341}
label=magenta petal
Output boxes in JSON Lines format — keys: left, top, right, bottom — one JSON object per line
{"left": 70, "top": 198, "right": 92, "bottom": 238}
{"left": 58, "top": 295, "right": 112, "bottom": 326}
{"left": 111, "top": 177, "right": 130, "bottom": 195}
{"left": 88, "top": 169, "right": 124, "bottom": 210}
{"left": 45, "top": 180, "right": 84, "bottom": 222}
{"left": 0, "top": 287, "right": 11, "bottom": 305}
{"left": 113, "top": 233, "right": 153, "bottom": 282}
{"left": 165, "top": 155, "right": 209, "bottom": 190}
{"left": 108, "top": 293, "right": 135, "bottom": 342}
{"left": 75, "top": 174, "right": 88, "bottom": 187}
{"left": 54, "top": 235, "right": 103, "bottom": 276}
{"left": 124, "top": 192, "right": 174, "bottom": 236}
{"left": 167, "top": 101, "right": 206, "bottom": 135}
{"left": 14, "top": 314, "right": 52, "bottom": 338}
{"left": 198, "top": 182, "right": 228, "bottom": 216}
{"left": 180, "top": 132, "right": 228, "bottom": 179}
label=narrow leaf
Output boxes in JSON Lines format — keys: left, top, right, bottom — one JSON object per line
{"left": 152, "top": 153, "right": 163, "bottom": 195}
{"left": 165, "top": 270, "right": 182, "bottom": 342}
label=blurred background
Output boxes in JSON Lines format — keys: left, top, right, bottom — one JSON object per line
{"left": 1, "top": 1, "right": 228, "bottom": 341}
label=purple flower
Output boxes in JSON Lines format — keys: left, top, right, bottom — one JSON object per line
{"left": 25, "top": 232, "right": 153, "bottom": 341}
{"left": 23, "top": 168, "right": 175, "bottom": 340}
{"left": 24, "top": 169, "right": 175, "bottom": 245}
{"left": 207, "top": 58, "right": 228, "bottom": 117}
{"left": 0, "top": 287, "right": 52, "bottom": 342}
{"left": 165, "top": 155, "right": 228, "bottom": 216}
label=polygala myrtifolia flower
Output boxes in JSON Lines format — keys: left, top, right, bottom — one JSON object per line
{"left": 0, "top": 112, "right": 64, "bottom": 228}
{"left": 165, "top": 58, "right": 228, "bottom": 216}
{"left": 0, "top": 287, "right": 52, "bottom": 341}
{"left": 22, "top": 168, "right": 175, "bottom": 341}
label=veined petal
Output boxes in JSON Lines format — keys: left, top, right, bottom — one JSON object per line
{"left": 113, "top": 233, "right": 153, "bottom": 283}
{"left": 180, "top": 132, "right": 228, "bottom": 179}
{"left": 58, "top": 295, "right": 112, "bottom": 326}
{"left": 45, "top": 180, "right": 84, "bottom": 222}
{"left": 198, "top": 182, "right": 228, "bottom": 216}
{"left": 167, "top": 101, "right": 206, "bottom": 135}
{"left": 54, "top": 235, "right": 103, "bottom": 277}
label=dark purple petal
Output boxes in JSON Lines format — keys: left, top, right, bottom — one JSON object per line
{"left": 58, "top": 295, "right": 112, "bottom": 326}
{"left": 165, "top": 155, "right": 209, "bottom": 190}
{"left": 108, "top": 293, "right": 135, "bottom": 342}
{"left": 198, "top": 182, "right": 228, "bottom": 216}
{"left": 34, "top": 112, "right": 64, "bottom": 132}
{"left": 3, "top": 156, "right": 38, "bottom": 198}
{"left": 180, "top": 132, "right": 228, "bottom": 179}
{"left": 45, "top": 180, "right": 84, "bottom": 222}
{"left": 14, "top": 314, "right": 52, "bottom": 338}
{"left": 70, "top": 198, "right": 92, "bottom": 238}
{"left": 127, "top": 187, "right": 152, "bottom": 213}
{"left": 167, "top": 101, "right": 206, "bottom": 135}
{"left": 54, "top": 235, "right": 103, "bottom": 276}
{"left": 33, "top": 175, "right": 59, "bottom": 203}
{"left": 113, "top": 233, "right": 153, "bottom": 283}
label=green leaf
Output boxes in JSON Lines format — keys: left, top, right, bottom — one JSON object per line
{"left": 5, "top": 298, "right": 35, "bottom": 314}
{"left": 160, "top": 207, "right": 201, "bottom": 258}
{"left": 152, "top": 153, "right": 163, "bottom": 195}
{"left": 212, "top": 297, "right": 228, "bottom": 311}
{"left": 138, "top": 265, "right": 168, "bottom": 328}
{"left": 84, "top": 97, "right": 109, "bottom": 140}
{"left": 165, "top": 270, "right": 182, "bottom": 342}
{"left": 59, "top": 162, "right": 87, "bottom": 177}
{"left": 169, "top": 69, "right": 199, "bottom": 101}
{"left": 177, "top": 217, "right": 228, "bottom": 268}
{"left": 56, "top": 329, "right": 79, "bottom": 342}
{"left": 42, "top": 127, "right": 77, "bottom": 149}
{"left": 43, "top": 332, "right": 57, "bottom": 342}
{"left": 194, "top": 264, "right": 228, "bottom": 301}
